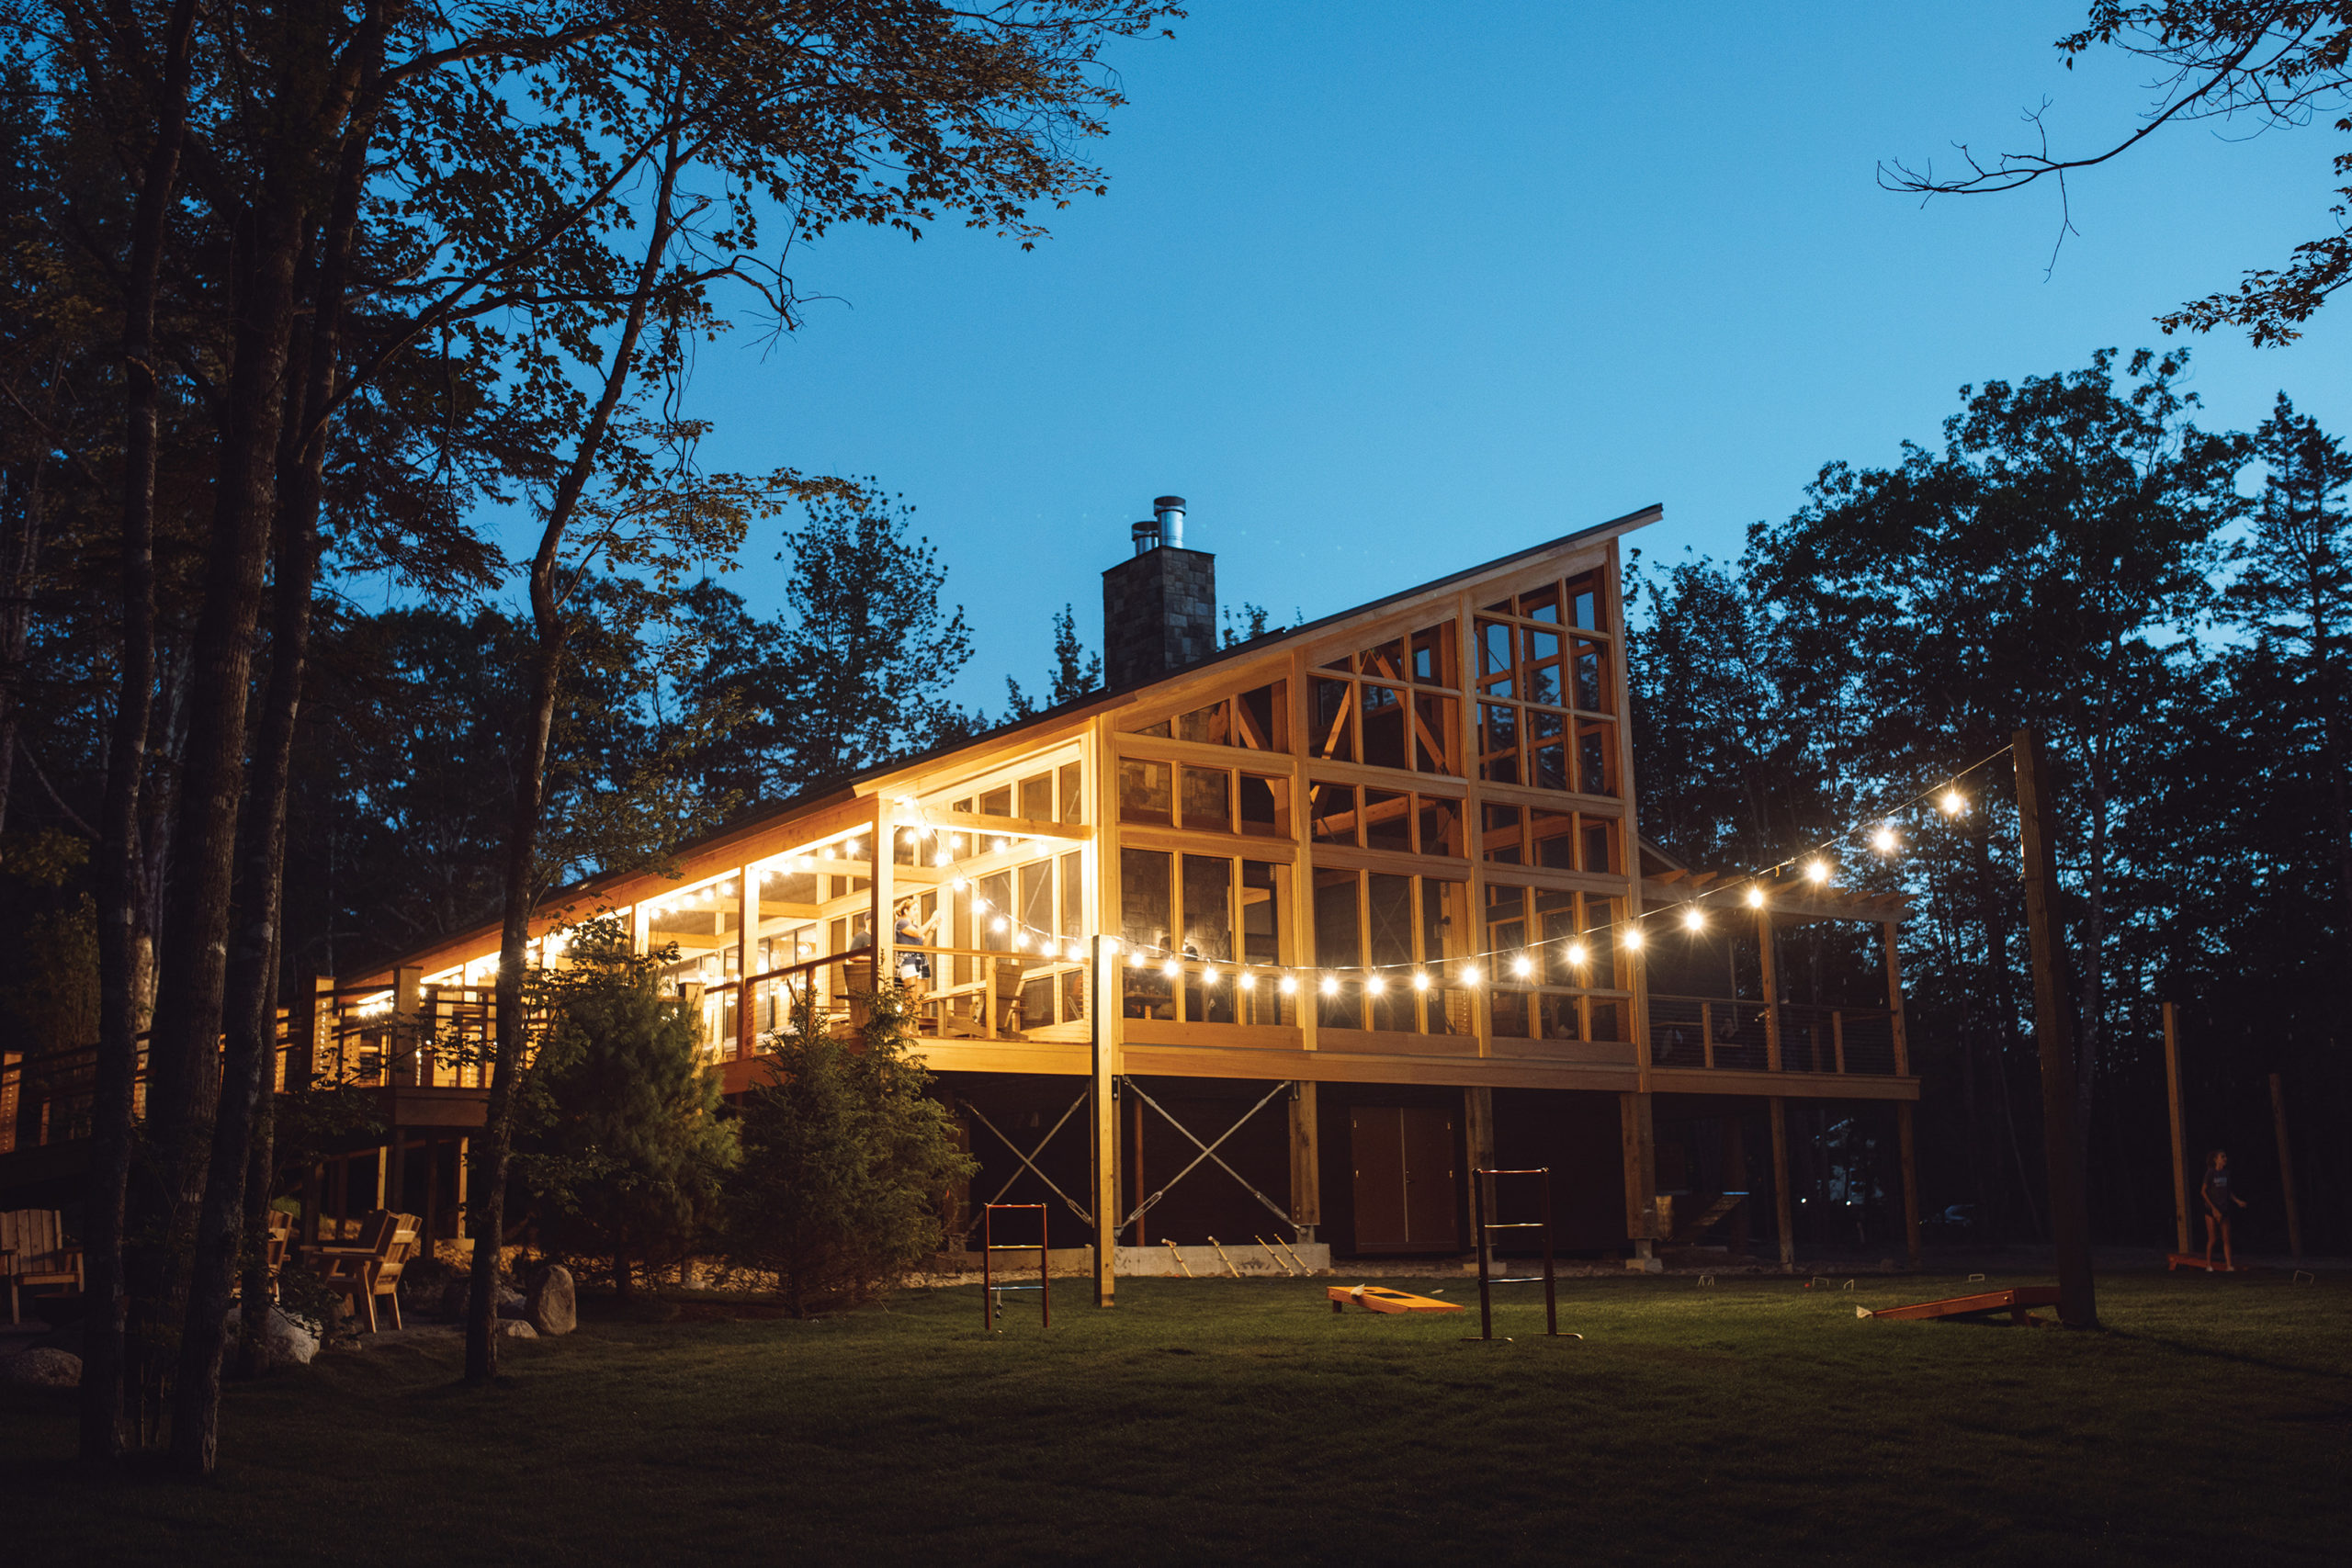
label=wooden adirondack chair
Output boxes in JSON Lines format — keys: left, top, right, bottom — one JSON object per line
{"left": 313, "top": 1210, "right": 420, "bottom": 1332}
{"left": 0, "top": 1209, "right": 83, "bottom": 1325}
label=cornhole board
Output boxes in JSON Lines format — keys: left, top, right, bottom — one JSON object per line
{"left": 2165, "top": 1254, "right": 2262, "bottom": 1273}
{"left": 1860, "top": 1285, "right": 2060, "bottom": 1326}
{"left": 1328, "top": 1284, "right": 1464, "bottom": 1315}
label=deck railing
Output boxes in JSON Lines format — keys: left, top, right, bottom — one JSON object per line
{"left": 1645, "top": 995, "right": 1901, "bottom": 1076}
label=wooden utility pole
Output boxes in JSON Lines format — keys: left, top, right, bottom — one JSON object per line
{"left": 2268, "top": 1073, "right": 2303, "bottom": 1261}
{"left": 2162, "top": 1004, "right": 2189, "bottom": 1256}
{"left": 2012, "top": 728, "right": 2096, "bottom": 1329}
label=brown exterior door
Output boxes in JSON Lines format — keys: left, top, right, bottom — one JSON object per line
{"left": 1350, "top": 1106, "right": 1458, "bottom": 1253}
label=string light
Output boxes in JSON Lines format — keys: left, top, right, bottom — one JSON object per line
{"left": 1681, "top": 907, "right": 1704, "bottom": 931}
{"left": 991, "top": 916, "right": 1008, "bottom": 933}
{"left": 950, "top": 875, "right": 967, "bottom": 891}
{"left": 1279, "top": 976, "right": 1298, "bottom": 995}
{"left": 1871, "top": 823, "right": 1898, "bottom": 853}
{"left": 1161, "top": 959, "right": 1181, "bottom": 979}
{"left": 1939, "top": 788, "right": 1964, "bottom": 816}
{"left": 1462, "top": 964, "right": 1482, "bottom": 986}
{"left": 1411, "top": 972, "right": 1430, "bottom": 991}
{"left": 1127, "top": 952, "right": 1146, "bottom": 969}
{"left": 1201, "top": 965, "right": 1220, "bottom": 986}
{"left": 1319, "top": 975, "right": 1340, "bottom": 996}
{"left": 1511, "top": 954, "right": 1533, "bottom": 978}
{"left": 1238, "top": 972, "right": 1257, "bottom": 992}
{"left": 1747, "top": 885, "right": 1766, "bottom": 908}
{"left": 1365, "top": 974, "right": 1386, "bottom": 995}
{"left": 1622, "top": 927, "right": 1644, "bottom": 952}
{"left": 1804, "top": 859, "right": 1830, "bottom": 885}
{"left": 1566, "top": 941, "right": 1589, "bottom": 965}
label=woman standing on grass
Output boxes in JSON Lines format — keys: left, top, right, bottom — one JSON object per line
{"left": 2202, "top": 1149, "right": 2248, "bottom": 1270}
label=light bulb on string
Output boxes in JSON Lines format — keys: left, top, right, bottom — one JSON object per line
{"left": 1202, "top": 966, "right": 1219, "bottom": 986}
{"left": 1127, "top": 952, "right": 1146, "bottom": 969}
{"left": 1681, "top": 907, "right": 1704, "bottom": 931}
{"left": 1238, "top": 972, "right": 1257, "bottom": 992}
{"left": 1623, "top": 926, "right": 1645, "bottom": 952}
{"left": 950, "top": 875, "right": 967, "bottom": 892}
{"left": 1411, "top": 972, "right": 1430, "bottom": 992}
{"left": 1462, "top": 964, "right": 1482, "bottom": 986}
{"left": 1939, "top": 787, "right": 1964, "bottom": 817}
{"left": 1566, "top": 941, "right": 1589, "bottom": 966}
{"left": 1747, "top": 885, "right": 1766, "bottom": 908}
{"left": 1511, "top": 954, "right": 1533, "bottom": 979}
{"left": 1319, "top": 975, "right": 1340, "bottom": 997}
{"left": 1804, "top": 858, "right": 1830, "bottom": 885}
{"left": 1161, "top": 959, "right": 1181, "bottom": 979}
{"left": 991, "top": 916, "right": 1008, "bottom": 934}
{"left": 1279, "top": 976, "right": 1298, "bottom": 996}
{"left": 1365, "top": 974, "right": 1386, "bottom": 995}
{"left": 1871, "top": 823, "right": 1898, "bottom": 854}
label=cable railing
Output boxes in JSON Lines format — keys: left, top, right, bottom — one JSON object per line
{"left": 1645, "top": 995, "right": 1902, "bottom": 1076}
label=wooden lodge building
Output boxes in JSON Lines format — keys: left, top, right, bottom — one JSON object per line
{"left": 1, "top": 499, "right": 1923, "bottom": 1280}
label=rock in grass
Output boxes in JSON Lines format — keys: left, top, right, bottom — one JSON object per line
{"left": 498, "top": 1320, "right": 537, "bottom": 1339}
{"left": 526, "top": 1266, "right": 576, "bottom": 1337}
{"left": 1, "top": 1347, "right": 81, "bottom": 1388}
{"left": 224, "top": 1304, "right": 321, "bottom": 1368}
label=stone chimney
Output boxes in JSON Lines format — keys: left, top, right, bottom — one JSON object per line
{"left": 1102, "top": 494, "right": 1216, "bottom": 688}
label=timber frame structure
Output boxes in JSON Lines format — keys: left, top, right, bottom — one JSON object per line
{"left": 0, "top": 502, "right": 1924, "bottom": 1279}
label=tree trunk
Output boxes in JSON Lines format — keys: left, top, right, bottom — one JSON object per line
{"left": 82, "top": 0, "right": 198, "bottom": 1460}
{"left": 126, "top": 162, "right": 308, "bottom": 1440}
{"left": 466, "top": 130, "right": 686, "bottom": 1383}
{"left": 170, "top": 61, "right": 378, "bottom": 1473}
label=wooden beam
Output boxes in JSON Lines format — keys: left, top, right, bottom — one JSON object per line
{"left": 1620, "top": 1091, "right": 1658, "bottom": 1254}
{"left": 1770, "top": 1096, "right": 1793, "bottom": 1273}
{"left": 1289, "top": 1080, "right": 1321, "bottom": 1234}
{"left": 2164, "top": 1001, "right": 2190, "bottom": 1256}
{"left": 937, "top": 810, "right": 1091, "bottom": 843}
{"left": 1898, "top": 1101, "right": 1920, "bottom": 1268}
{"left": 1091, "top": 932, "right": 1121, "bottom": 1306}
{"left": 1882, "top": 920, "right": 1911, "bottom": 1077}
{"left": 2014, "top": 726, "right": 2096, "bottom": 1329}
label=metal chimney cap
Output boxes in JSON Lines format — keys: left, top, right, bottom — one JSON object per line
{"left": 1152, "top": 495, "right": 1187, "bottom": 512}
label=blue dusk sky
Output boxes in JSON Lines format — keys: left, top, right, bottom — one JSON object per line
{"left": 676, "top": 2, "right": 2350, "bottom": 709}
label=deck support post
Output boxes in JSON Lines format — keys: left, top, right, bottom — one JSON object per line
{"left": 1090, "top": 934, "right": 1120, "bottom": 1306}
{"left": 2014, "top": 726, "right": 2096, "bottom": 1329}
{"left": 1288, "top": 1081, "right": 1320, "bottom": 1241}
{"left": 1770, "top": 1096, "right": 1793, "bottom": 1272}
{"left": 1465, "top": 1088, "right": 1497, "bottom": 1265}
{"left": 1620, "top": 1091, "right": 1659, "bottom": 1269}
{"left": 2163, "top": 1002, "right": 2190, "bottom": 1255}
{"left": 1897, "top": 1101, "right": 1920, "bottom": 1268}
{"left": 2270, "top": 1072, "right": 2303, "bottom": 1261}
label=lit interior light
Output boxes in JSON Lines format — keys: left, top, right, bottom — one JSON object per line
{"left": 1871, "top": 824, "right": 1898, "bottom": 853}
{"left": 1566, "top": 941, "right": 1589, "bottom": 965}
{"left": 1319, "top": 975, "right": 1340, "bottom": 996}
{"left": 1804, "top": 859, "right": 1830, "bottom": 885}
{"left": 1511, "top": 954, "right": 1533, "bottom": 978}
{"left": 1162, "top": 959, "right": 1182, "bottom": 979}
{"left": 1939, "top": 788, "right": 1964, "bottom": 817}
{"left": 1411, "top": 972, "right": 1430, "bottom": 991}
{"left": 1682, "top": 907, "right": 1704, "bottom": 931}
{"left": 1623, "top": 927, "right": 1645, "bottom": 952}
{"left": 1365, "top": 975, "right": 1386, "bottom": 995}
{"left": 1279, "top": 976, "right": 1298, "bottom": 995}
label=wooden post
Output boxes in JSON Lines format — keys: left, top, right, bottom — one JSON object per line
{"left": 1897, "top": 1101, "right": 1921, "bottom": 1269}
{"left": 2269, "top": 1072, "right": 2303, "bottom": 1261}
{"left": 872, "top": 798, "right": 896, "bottom": 1007}
{"left": 1620, "top": 1091, "right": 1658, "bottom": 1268}
{"left": 2013, "top": 727, "right": 2096, "bottom": 1329}
{"left": 389, "top": 1130, "right": 406, "bottom": 1213}
{"left": 1758, "top": 906, "right": 1782, "bottom": 1073}
{"left": 453, "top": 1135, "right": 469, "bottom": 1257}
{"left": 1465, "top": 1087, "right": 1498, "bottom": 1265}
{"left": 1288, "top": 1080, "right": 1321, "bottom": 1239}
{"left": 2163, "top": 1002, "right": 2190, "bottom": 1256}
{"left": 1882, "top": 921, "right": 1911, "bottom": 1077}
{"left": 1091, "top": 933, "right": 1120, "bottom": 1305}
{"left": 1770, "top": 1096, "right": 1793, "bottom": 1271}
{"left": 739, "top": 863, "right": 758, "bottom": 1059}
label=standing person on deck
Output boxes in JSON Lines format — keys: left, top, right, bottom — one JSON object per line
{"left": 893, "top": 897, "right": 943, "bottom": 1006}
{"left": 2202, "top": 1149, "right": 2248, "bottom": 1270}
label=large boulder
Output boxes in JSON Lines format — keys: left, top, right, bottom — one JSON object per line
{"left": 225, "top": 1304, "right": 320, "bottom": 1369}
{"left": 1, "top": 1347, "right": 82, "bottom": 1388}
{"left": 526, "top": 1265, "right": 576, "bottom": 1337}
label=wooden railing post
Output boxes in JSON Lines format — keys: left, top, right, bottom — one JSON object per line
{"left": 1757, "top": 906, "right": 1782, "bottom": 1073}
{"left": 1832, "top": 1010, "right": 1846, "bottom": 1075}
{"left": 1701, "top": 1002, "right": 1714, "bottom": 1070}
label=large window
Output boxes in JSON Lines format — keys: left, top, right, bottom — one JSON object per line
{"left": 1474, "top": 570, "right": 1617, "bottom": 796}
{"left": 1309, "top": 622, "right": 1461, "bottom": 775}
{"left": 1477, "top": 805, "right": 1620, "bottom": 872}
{"left": 1120, "top": 681, "right": 1289, "bottom": 751}
{"left": 1309, "top": 869, "right": 1476, "bottom": 1035}
{"left": 1120, "top": 759, "right": 1294, "bottom": 837}
{"left": 1480, "top": 881, "right": 1631, "bottom": 1042}
{"left": 1306, "top": 782, "right": 1465, "bottom": 858}
{"left": 1122, "top": 851, "right": 1292, "bottom": 1024}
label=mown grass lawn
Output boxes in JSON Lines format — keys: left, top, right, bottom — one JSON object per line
{"left": 4, "top": 1269, "right": 2346, "bottom": 1565}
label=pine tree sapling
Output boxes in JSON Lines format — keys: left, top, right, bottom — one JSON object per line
{"left": 722, "top": 984, "right": 973, "bottom": 1315}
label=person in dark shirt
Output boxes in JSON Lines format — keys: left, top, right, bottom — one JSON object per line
{"left": 2202, "top": 1149, "right": 2247, "bottom": 1270}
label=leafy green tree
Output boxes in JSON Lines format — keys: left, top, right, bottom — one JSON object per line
{"left": 722, "top": 984, "right": 974, "bottom": 1316}
{"left": 520, "top": 917, "right": 739, "bottom": 1297}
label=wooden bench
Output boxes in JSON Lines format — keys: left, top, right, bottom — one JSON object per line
{"left": 1863, "top": 1285, "right": 2061, "bottom": 1325}
{"left": 1, "top": 1209, "right": 84, "bottom": 1325}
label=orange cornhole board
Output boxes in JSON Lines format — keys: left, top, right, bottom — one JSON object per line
{"left": 1863, "top": 1286, "right": 2061, "bottom": 1326}
{"left": 2166, "top": 1254, "right": 2261, "bottom": 1273}
{"left": 1328, "top": 1284, "right": 1463, "bottom": 1315}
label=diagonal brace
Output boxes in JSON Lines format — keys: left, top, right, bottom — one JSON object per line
{"left": 1122, "top": 1078, "right": 1295, "bottom": 1236}
{"left": 963, "top": 1092, "right": 1093, "bottom": 1236}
